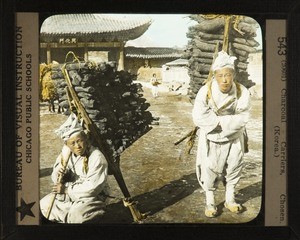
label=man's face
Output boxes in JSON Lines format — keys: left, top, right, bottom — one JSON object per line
{"left": 215, "top": 68, "right": 234, "bottom": 93}
{"left": 66, "top": 132, "right": 87, "bottom": 156}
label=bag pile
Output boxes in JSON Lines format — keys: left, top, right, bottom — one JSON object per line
{"left": 184, "top": 15, "right": 260, "bottom": 101}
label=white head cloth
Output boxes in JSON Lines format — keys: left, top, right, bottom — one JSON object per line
{"left": 212, "top": 51, "right": 237, "bottom": 71}
{"left": 55, "top": 113, "right": 84, "bottom": 141}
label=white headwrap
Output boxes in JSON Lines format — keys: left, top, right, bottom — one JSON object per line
{"left": 212, "top": 51, "right": 237, "bottom": 71}
{"left": 55, "top": 113, "right": 84, "bottom": 141}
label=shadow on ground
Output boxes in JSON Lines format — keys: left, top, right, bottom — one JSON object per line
{"left": 98, "top": 174, "right": 262, "bottom": 223}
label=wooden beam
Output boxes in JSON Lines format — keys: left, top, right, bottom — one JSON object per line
{"left": 40, "top": 41, "right": 122, "bottom": 49}
{"left": 46, "top": 46, "right": 51, "bottom": 64}
{"left": 118, "top": 42, "right": 125, "bottom": 71}
{"left": 84, "top": 45, "right": 88, "bottom": 61}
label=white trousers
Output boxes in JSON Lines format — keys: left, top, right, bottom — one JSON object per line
{"left": 196, "top": 135, "right": 244, "bottom": 193}
{"left": 40, "top": 193, "right": 106, "bottom": 223}
{"left": 151, "top": 86, "right": 159, "bottom": 97}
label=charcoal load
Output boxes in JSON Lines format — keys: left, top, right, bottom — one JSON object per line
{"left": 185, "top": 14, "right": 260, "bottom": 101}
{"left": 51, "top": 61, "right": 153, "bottom": 159}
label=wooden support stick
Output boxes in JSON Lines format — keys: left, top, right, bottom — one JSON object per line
{"left": 46, "top": 150, "right": 72, "bottom": 219}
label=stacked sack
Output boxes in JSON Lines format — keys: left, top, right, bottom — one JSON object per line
{"left": 184, "top": 14, "right": 260, "bottom": 101}
{"left": 51, "top": 61, "right": 153, "bottom": 158}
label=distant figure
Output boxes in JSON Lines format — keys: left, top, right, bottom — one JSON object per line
{"left": 150, "top": 73, "right": 160, "bottom": 98}
{"left": 192, "top": 51, "right": 251, "bottom": 218}
{"left": 40, "top": 61, "right": 64, "bottom": 113}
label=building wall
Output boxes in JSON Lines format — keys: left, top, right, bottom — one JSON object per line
{"left": 248, "top": 50, "right": 263, "bottom": 99}
{"left": 125, "top": 58, "right": 145, "bottom": 76}
{"left": 40, "top": 48, "right": 85, "bottom": 63}
{"left": 40, "top": 47, "right": 120, "bottom": 64}
{"left": 88, "top": 51, "right": 109, "bottom": 62}
{"left": 162, "top": 66, "right": 190, "bottom": 85}
{"left": 125, "top": 58, "right": 176, "bottom": 81}
{"left": 162, "top": 65, "right": 190, "bottom": 95}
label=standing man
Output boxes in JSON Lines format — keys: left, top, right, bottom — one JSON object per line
{"left": 192, "top": 51, "right": 251, "bottom": 218}
{"left": 40, "top": 113, "right": 110, "bottom": 223}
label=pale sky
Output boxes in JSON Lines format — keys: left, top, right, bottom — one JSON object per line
{"left": 126, "top": 14, "right": 195, "bottom": 48}
{"left": 110, "top": 14, "right": 262, "bottom": 49}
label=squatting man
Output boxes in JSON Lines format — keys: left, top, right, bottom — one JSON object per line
{"left": 192, "top": 51, "right": 250, "bottom": 218}
{"left": 40, "top": 113, "right": 110, "bottom": 223}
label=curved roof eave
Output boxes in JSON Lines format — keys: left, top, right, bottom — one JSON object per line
{"left": 125, "top": 54, "right": 183, "bottom": 59}
{"left": 40, "top": 14, "right": 152, "bottom": 42}
{"left": 125, "top": 47, "right": 184, "bottom": 59}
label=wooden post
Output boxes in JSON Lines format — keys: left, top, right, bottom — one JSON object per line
{"left": 118, "top": 42, "right": 125, "bottom": 71}
{"left": 46, "top": 45, "right": 51, "bottom": 64}
{"left": 84, "top": 44, "right": 88, "bottom": 62}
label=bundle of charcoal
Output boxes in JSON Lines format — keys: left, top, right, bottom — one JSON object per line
{"left": 185, "top": 14, "right": 260, "bottom": 100}
{"left": 51, "top": 61, "right": 153, "bottom": 159}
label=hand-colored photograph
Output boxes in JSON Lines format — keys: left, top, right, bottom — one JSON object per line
{"left": 38, "top": 13, "right": 263, "bottom": 224}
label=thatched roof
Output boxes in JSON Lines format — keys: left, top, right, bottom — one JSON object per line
{"left": 40, "top": 14, "right": 152, "bottom": 42}
{"left": 125, "top": 47, "right": 183, "bottom": 59}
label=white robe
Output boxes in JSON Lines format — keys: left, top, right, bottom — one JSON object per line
{"left": 192, "top": 80, "right": 250, "bottom": 191}
{"left": 150, "top": 77, "right": 159, "bottom": 97}
{"left": 40, "top": 145, "right": 109, "bottom": 223}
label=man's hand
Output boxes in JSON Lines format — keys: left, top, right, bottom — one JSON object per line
{"left": 52, "top": 183, "right": 66, "bottom": 194}
{"left": 58, "top": 167, "right": 68, "bottom": 182}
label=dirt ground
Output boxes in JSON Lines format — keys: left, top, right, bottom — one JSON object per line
{"left": 39, "top": 81, "right": 263, "bottom": 224}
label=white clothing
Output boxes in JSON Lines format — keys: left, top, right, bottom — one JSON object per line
{"left": 40, "top": 145, "right": 109, "bottom": 223}
{"left": 151, "top": 85, "right": 159, "bottom": 97}
{"left": 212, "top": 51, "right": 237, "bottom": 71}
{"left": 192, "top": 80, "right": 250, "bottom": 193}
{"left": 55, "top": 113, "right": 83, "bottom": 141}
{"left": 150, "top": 77, "right": 159, "bottom": 97}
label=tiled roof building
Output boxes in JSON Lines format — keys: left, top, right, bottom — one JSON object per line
{"left": 40, "top": 14, "right": 185, "bottom": 79}
{"left": 40, "top": 14, "right": 152, "bottom": 42}
{"left": 40, "top": 14, "right": 152, "bottom": 69}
